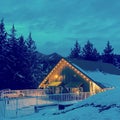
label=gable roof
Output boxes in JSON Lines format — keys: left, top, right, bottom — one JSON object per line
{"left": 63, "top": 59, "right": 106, "bottom": 89}
{"left": 40, "top": 58, "right": 117, "bottom": 89}
{"left": 67, "top": 58, "right": 120, "bottom": 88}
{"left": 68, "top": 58, "right": 120, "bottom": 75}
{"left": 70, "top": 63, "right": 106, "bottom": 88}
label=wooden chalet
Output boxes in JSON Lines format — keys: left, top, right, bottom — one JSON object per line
{"left": 38, "top": 58, "right": 113, "bottom": 95}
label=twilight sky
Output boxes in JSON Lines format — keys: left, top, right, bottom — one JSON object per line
{"left": 0, "top": 0, "right": 120, "bottom": 56}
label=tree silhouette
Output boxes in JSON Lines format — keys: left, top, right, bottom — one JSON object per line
{"left": 0, "top": 22, "right": 41, "bottom": 89}
{"left": 0, "top": 19, "right": 7, "bottom": 50}
{"left": 69, "top": 40, "right": 81, "bottom": 58}
{"left": 0, "top": 19, "right": 8, "bottom": 89}
{"left": 102, "top": 41, "right": 114, "bottom": 64}
{"left": 27, "top": 32, "right": 36, "bottom": 50}
{"left": 82, "top": 40, "right": 100, "bottom": 61}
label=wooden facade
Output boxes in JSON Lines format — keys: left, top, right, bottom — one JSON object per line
{"left": 39, "top": 59, "right": 104, "bottom": 95}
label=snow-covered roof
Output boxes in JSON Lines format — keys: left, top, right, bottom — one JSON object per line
{"left": 70, "top": 60, "right": 120, "bottom": 89}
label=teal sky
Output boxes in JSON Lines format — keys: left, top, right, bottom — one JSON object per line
{"left": 0, "top": 0, "right": 120, "bottom": 56}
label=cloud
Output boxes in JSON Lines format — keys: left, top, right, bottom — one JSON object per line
{"left": 0, "top": 0, "right": 120, "bottom": 56}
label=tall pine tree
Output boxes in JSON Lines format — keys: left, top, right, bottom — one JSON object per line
{"left": 69, "top": 40, "right": 81, "bottom": 58}
{"left": 102, "top": 41, "right": 114, "bottom": 64}
{"left": 0, "top": 20, "right": 42, "bottom": 89}
{"left": 25, "top": 33, "right": 41, "bottom": 88}
{"left": 82, "top": 40, "right": 100, "bottom": 61}
{"left": 0, "top": 19, "right": 8, "bottom": 89}
{"left": 0, "top": 19, "right": 7, "bottom": 52}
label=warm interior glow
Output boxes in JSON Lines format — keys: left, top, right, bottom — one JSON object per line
{"left": 54, "top": 74, "right": 59, "bottom": 79}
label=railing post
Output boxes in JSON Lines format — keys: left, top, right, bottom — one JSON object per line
{"left": 36, "top": 95, "right": 38, "bottom": 106}
{"left": 85, "top": 92, "right": 86, "bottom": 99}
{"left": 16, "top": 98, "right": 18, "bottom": 118}
{"left": 3, "top": 98, "right": 6, "bottom": 119}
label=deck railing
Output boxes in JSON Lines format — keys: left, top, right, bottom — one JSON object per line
{"left": 0, "top": 89, "right": 91, "bottom": 119}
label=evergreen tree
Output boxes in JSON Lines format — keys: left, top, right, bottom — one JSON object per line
{"left": 69, "top": 40, "right": 81, "bottom": 58}
{"left": 7, "top": 34, "right": 36, "bottom": 89}
{"left": 0, "top": 19, "right": 8, "bottom": 89}
{"left": 10, "top": 25, "right": 16, "bottom": 38}
{"left": 10, "top": 33, "right": 41, "bottom": 89}
{"left": 92, "top": 48, "right": 100, "bottom": 61}
{"left": 0, "top": 20, "right": 42, "bottom": 89}
{"left": 25, "top": 33, "right": 41, "bottom": 88}
{"left": 113, "top": 55, "right": 120, "bottom": 68}
{"left": 102, "top": 41, "right": 114, "bottom": 64}
{"left": 0, "top": 19, "right": 7, "bottom": 52}
{"left": 7, "top": 25, "right": 19, "bottom": 86}
{"left": 82, "top": 40, "right": 100, "bottom": 61}
{"left": 27, "top": 32, "right": 36, "bottom": 50}
{"left": 8, "top": 24, "right": 18, "bottom": 55}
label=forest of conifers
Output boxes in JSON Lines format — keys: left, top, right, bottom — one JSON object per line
{"left": 0, "top": 19, "right": 120, "bottom": 90}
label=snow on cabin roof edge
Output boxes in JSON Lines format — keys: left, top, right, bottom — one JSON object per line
{"left": 65, "top": 59, "right": 119, "bottom": 88}
{"left": 71, "top": 63, "right": 107, "bottom": 89}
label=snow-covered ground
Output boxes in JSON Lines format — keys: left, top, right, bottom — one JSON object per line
{"left": 3, "top": 72, "right": 120, "bottom": 120}
{"left": 0, "top": 96, "right": 56, "bottom": 119}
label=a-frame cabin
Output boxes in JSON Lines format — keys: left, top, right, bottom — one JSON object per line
{"left": 39, "top": 58, "right": 106, "bottom": 95}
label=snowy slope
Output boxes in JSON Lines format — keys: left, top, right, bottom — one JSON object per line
{"left": 6, "top": 88, "right": 120, "bottom": 120}
{"left": 6, "top": 72, "right": 120, "bottom": 120}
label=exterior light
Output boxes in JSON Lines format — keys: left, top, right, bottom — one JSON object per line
{"left": 83, "top": 76, "right": 86, "bottom": 78}
{"left": 76, "top": 91, "right": 79, "bottom": 94}
{"left": 86, "top": 78, "right": 89, "bottom": 81}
